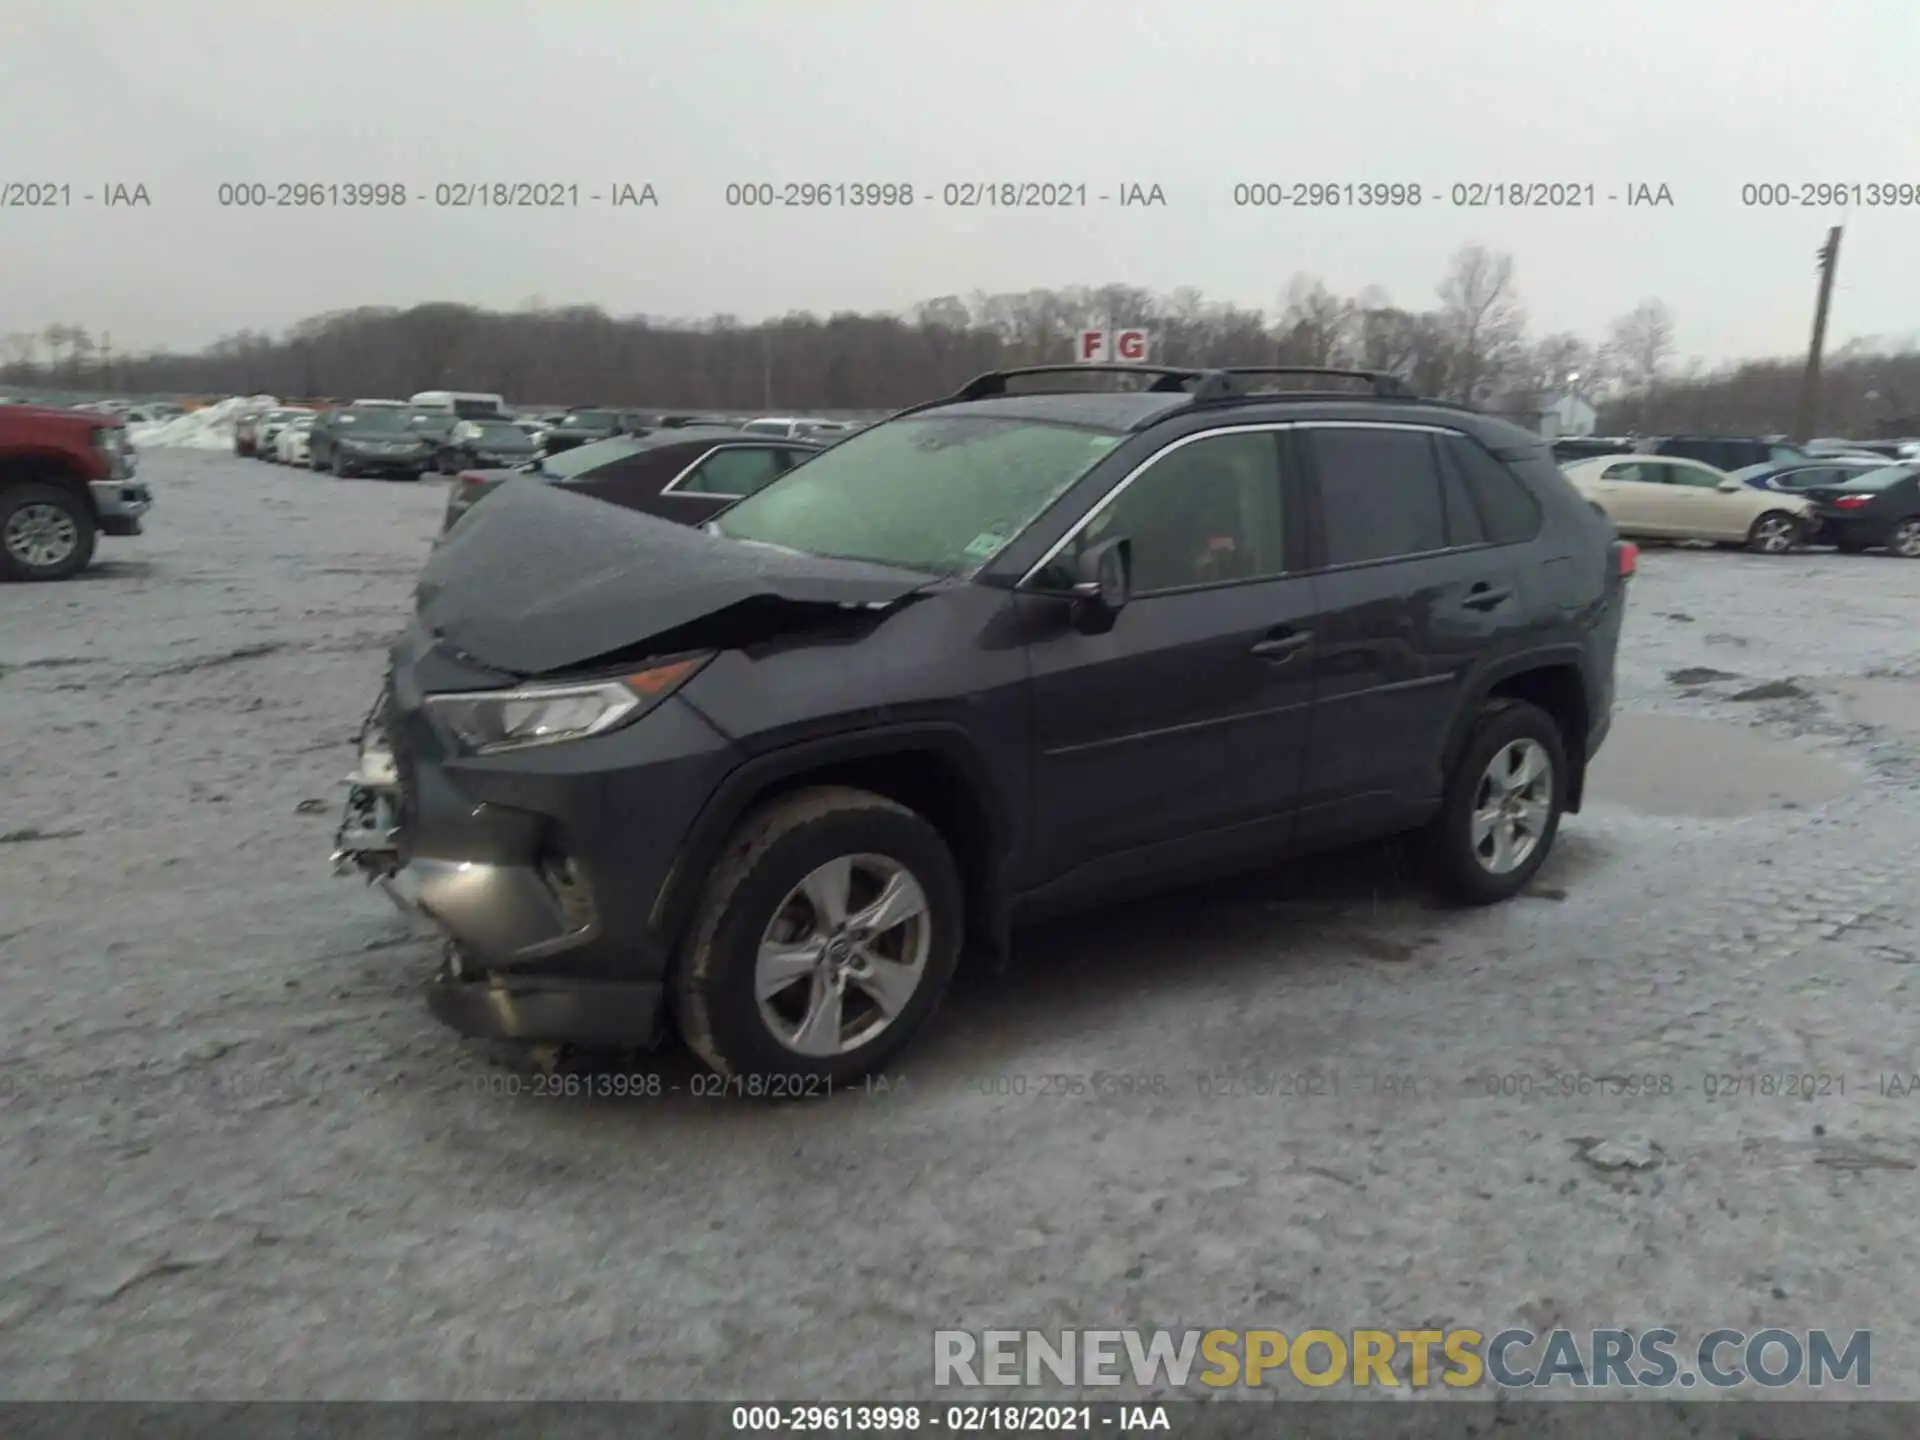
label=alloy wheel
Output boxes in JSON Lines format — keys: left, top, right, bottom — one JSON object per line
{"left": 1470, "top": 738, "right": 1553, "bottom": 875}
{"left": 3, "top": 502, "right": 79, "bottom": 570}
{"left": 1752, "top": 515, "right": 1797, "bottom": 553}
{"left": 1892, "top": 519, "right": 1920, "bottom": 558}
{"left": 754, "top": 853, "right": 933, "bottom": 1056}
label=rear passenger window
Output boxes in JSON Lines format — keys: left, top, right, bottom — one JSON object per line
{"left": 1307, "top": 427, "right": 1447, "bottom": 565}
{"left": 1443, "top": 435, "right": 1542, "bottom": 545}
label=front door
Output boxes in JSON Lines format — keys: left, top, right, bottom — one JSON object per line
{"left": 1023, "top": 428, "right": 1318, "bottom": 883}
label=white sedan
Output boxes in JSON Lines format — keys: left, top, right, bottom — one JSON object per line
{"left": 1562, "top": 454, "right": 1815, "bottom": 554}
{"left": 275, "top": 416, "right": 315, "bottom": 466}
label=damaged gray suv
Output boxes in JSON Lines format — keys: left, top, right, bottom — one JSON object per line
{"left": 333, "top": 365, "right": 1633, "bottom": 1085}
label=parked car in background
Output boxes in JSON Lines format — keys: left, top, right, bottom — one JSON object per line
{"left": 441, "top": 426, "right": 821, "bottom": 532}
{"left": 407, "top": 390, "right": 509, "bottom": 421}
{"left": 233, "top": 405, "right": 272, "bottom": 457}
{"left": 511, "top": 418, "right": 550, "bottom": 448}
{"left": 336, "top": 363, "right": 1630, "bottom": 1083}
{"left": 406, "top": 411, "right": 460, "bottom": 459}
{"left": 275, "top": 415, "right": 317, "bottom": 466}
{"left": 255, "top": 407, "right": 315, "bottom": 459}
{"left": 541, "top": 407, "right": 650, "bottom": 454}
{"left": 436, "top": 417, "right": 539, "bottom": 475}
{"left": 740, "top": 416, "right": 849, "bottom": 439}
{"left": 1728, "top": 457, "right": 1892, "bottom": 492}
{"left": 1635, "top": 435, "right": 1805, "bottom": 470}
{"left": 1796, "top": 465, "right": 1920, "bottom": 557}
{"left": 351, "top": 398, "right": 409, "bottom": 409}
{"left": 0, "top": 402, "right": 150, "bottom": 581}
{"left": 308, "top": 404, "right": 436, "bottom": 479}
{"left": 1563, "top": 454, "right": 1812, "bottom": 553}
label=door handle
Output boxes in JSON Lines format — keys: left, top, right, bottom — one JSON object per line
{"left": 1250, "top": 629, "right": 1312, "bottom": 659}
{"left": 1461, "top": 585, "right": 1513, "bottom": 611}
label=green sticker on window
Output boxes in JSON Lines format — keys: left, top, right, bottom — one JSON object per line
{"left": 963, "top": 532, "right": 1007, "bottom": 558}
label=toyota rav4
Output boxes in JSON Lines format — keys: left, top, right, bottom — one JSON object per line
{"left": 333, "top": 366, "right": 1633, "bottom": 1085}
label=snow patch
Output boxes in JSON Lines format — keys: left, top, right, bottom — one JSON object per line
{"left": 130, "top": 395, "right": 279, "bottom": 450}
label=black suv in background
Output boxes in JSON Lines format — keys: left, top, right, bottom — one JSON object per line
{"left": 1636, "top": 434, "right": 1804, "bottom": 470}
{"left": 334, "top": 365, "right": 1632, "bottom": 1084}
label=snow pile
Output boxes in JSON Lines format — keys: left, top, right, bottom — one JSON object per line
{"left": 130, "top": 395, "right": 278, "bottom": 450}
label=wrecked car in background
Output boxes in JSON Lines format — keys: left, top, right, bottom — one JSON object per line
{"left": 333, "top": 364, "right": 1628, "bottom": 1087}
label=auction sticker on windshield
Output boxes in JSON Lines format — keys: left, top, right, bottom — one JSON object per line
{"left": 963, "top": 532, "right": 1008, "bottom": 559}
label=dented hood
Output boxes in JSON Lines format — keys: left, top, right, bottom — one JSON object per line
{"left": 414, "top": 477, "right": 935, "bottom": 676}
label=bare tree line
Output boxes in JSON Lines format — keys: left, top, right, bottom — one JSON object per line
{"left": 5, "top": 243, "right": 1916, "bottom": 435}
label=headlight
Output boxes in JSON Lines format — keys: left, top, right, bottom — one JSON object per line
{"left": 423, "top": 654, "right": 712, "bottom": 755}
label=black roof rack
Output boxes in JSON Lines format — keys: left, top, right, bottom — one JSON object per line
{"left": 947, "top": 364, "right": 1212, "bottom": 401}
{"left": 1214, "top": 367, "right": 1417, "bottom": 398}
{"left": 886, "top": 362, "right": 1440, "bottom": 428}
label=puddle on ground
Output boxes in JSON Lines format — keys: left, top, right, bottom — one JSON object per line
{"left": 1585, "top": 712, "right": 1857, "bottom": 818}
{"left": 1832, "top": 677, "right": 1920, "bottom": 736}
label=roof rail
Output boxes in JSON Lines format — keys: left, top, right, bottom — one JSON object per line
{"left": 947, "top": 364, "right": 1212, "bottom": 401}
{"left": 1216, "top": 367, "right": 1418, "bottom": 399}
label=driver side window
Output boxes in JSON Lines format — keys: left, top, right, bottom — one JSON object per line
{"left": 1044, "top": 432, "right": 1287, "bottom": 596}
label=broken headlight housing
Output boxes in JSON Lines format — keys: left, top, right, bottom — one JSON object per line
{"left": 424, "top": 654, "right": 712, "bottom": 755}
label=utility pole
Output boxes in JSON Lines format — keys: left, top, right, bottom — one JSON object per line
{"left": 99, "top": 332, "right": 112, "bottom": 390}
{"left": 1794, "top": 225, "right": 1842, "bottom": 442}
{"left": 762, "top": 330, "right": 773, "bottom": 409}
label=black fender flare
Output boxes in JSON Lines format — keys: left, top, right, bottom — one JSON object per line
{"left": 1435, "top": 644, "right": 1593, "bottom": 804}
{"left": 649, "top": 722, "right": 1017, "bottom": 961}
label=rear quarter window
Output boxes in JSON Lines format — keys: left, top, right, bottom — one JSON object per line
{"left": 1443, "top": 435, "right": 1543, "bottom": 544}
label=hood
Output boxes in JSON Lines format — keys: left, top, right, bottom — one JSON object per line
{"left": 0, "top": 403, "right": 120, "bottom": 433}
{"left": 414, "top": 476, "right": 936, "bottom": 676}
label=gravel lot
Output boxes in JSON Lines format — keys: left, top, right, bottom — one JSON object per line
{"left": 4, "top": 450, "right": 1920, "bottom": 1402}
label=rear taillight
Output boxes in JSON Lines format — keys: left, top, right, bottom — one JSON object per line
{"left": 1834, "top": 495, "right": 1871, "bottom": 510}
{"left": 460, "top": 472, "right": 484, "bottom": 486}
{"left": 1616, "top": 541, "right": 1638, "bottom": 577}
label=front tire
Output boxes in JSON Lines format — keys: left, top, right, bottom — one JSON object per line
{"left": 1424, "top": 699, "right": 1568, "bottom": 905}
{"left": 0, "top": 482, "right": 98, "bottom": 582}
{"left": 1746, "top": 511, "right": 1801, "bottom": 554}
{"left": 672, "top": 786, "right": 964, "bottom": 1090}
{"left": 332, "top": 453, "right": 353, "bottom": 479}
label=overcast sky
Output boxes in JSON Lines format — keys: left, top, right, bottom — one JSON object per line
{"left": 3, "top": 0, "right": 1916, "bottom": 361}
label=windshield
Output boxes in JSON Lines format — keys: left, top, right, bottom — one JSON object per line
{"left": 536, "top": 434, "right": 648, "bottom": 477}
{"left": 563, "top": 410, "right": 615, "bottom": 427}
{"left": 714, "top": 415, "right": 1124, "bottom": 574}
{"left": 339, "top": 408, "right": 411, "bottom": 433}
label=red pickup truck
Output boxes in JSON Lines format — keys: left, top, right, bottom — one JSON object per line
{"left": 0, "top": 403, "right": 152, "bottom": 581}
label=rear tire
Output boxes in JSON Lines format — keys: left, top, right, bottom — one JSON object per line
{"left": 0, "top": 482, "right": 98, "bottom": 583}
{"left": 671, "top": 786, "right": 964, "bottom": 1091}
{"left": 1745, "top": 511, "right": 1801, "bottom": 554}
{"left": 1889, "top": 517, "right": 1920, "bottom": 559}
{"left": 1424, "top": 699, "right": 1568, "bottom": 905}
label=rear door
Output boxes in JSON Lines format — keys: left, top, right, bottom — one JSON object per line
{"left": 1292, "top": 423, "right": 1539, "bottom": 841}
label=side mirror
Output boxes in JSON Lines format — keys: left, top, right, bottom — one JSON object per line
{"left": 1068, "top": 536, "right": 1130, "bottom": 630}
